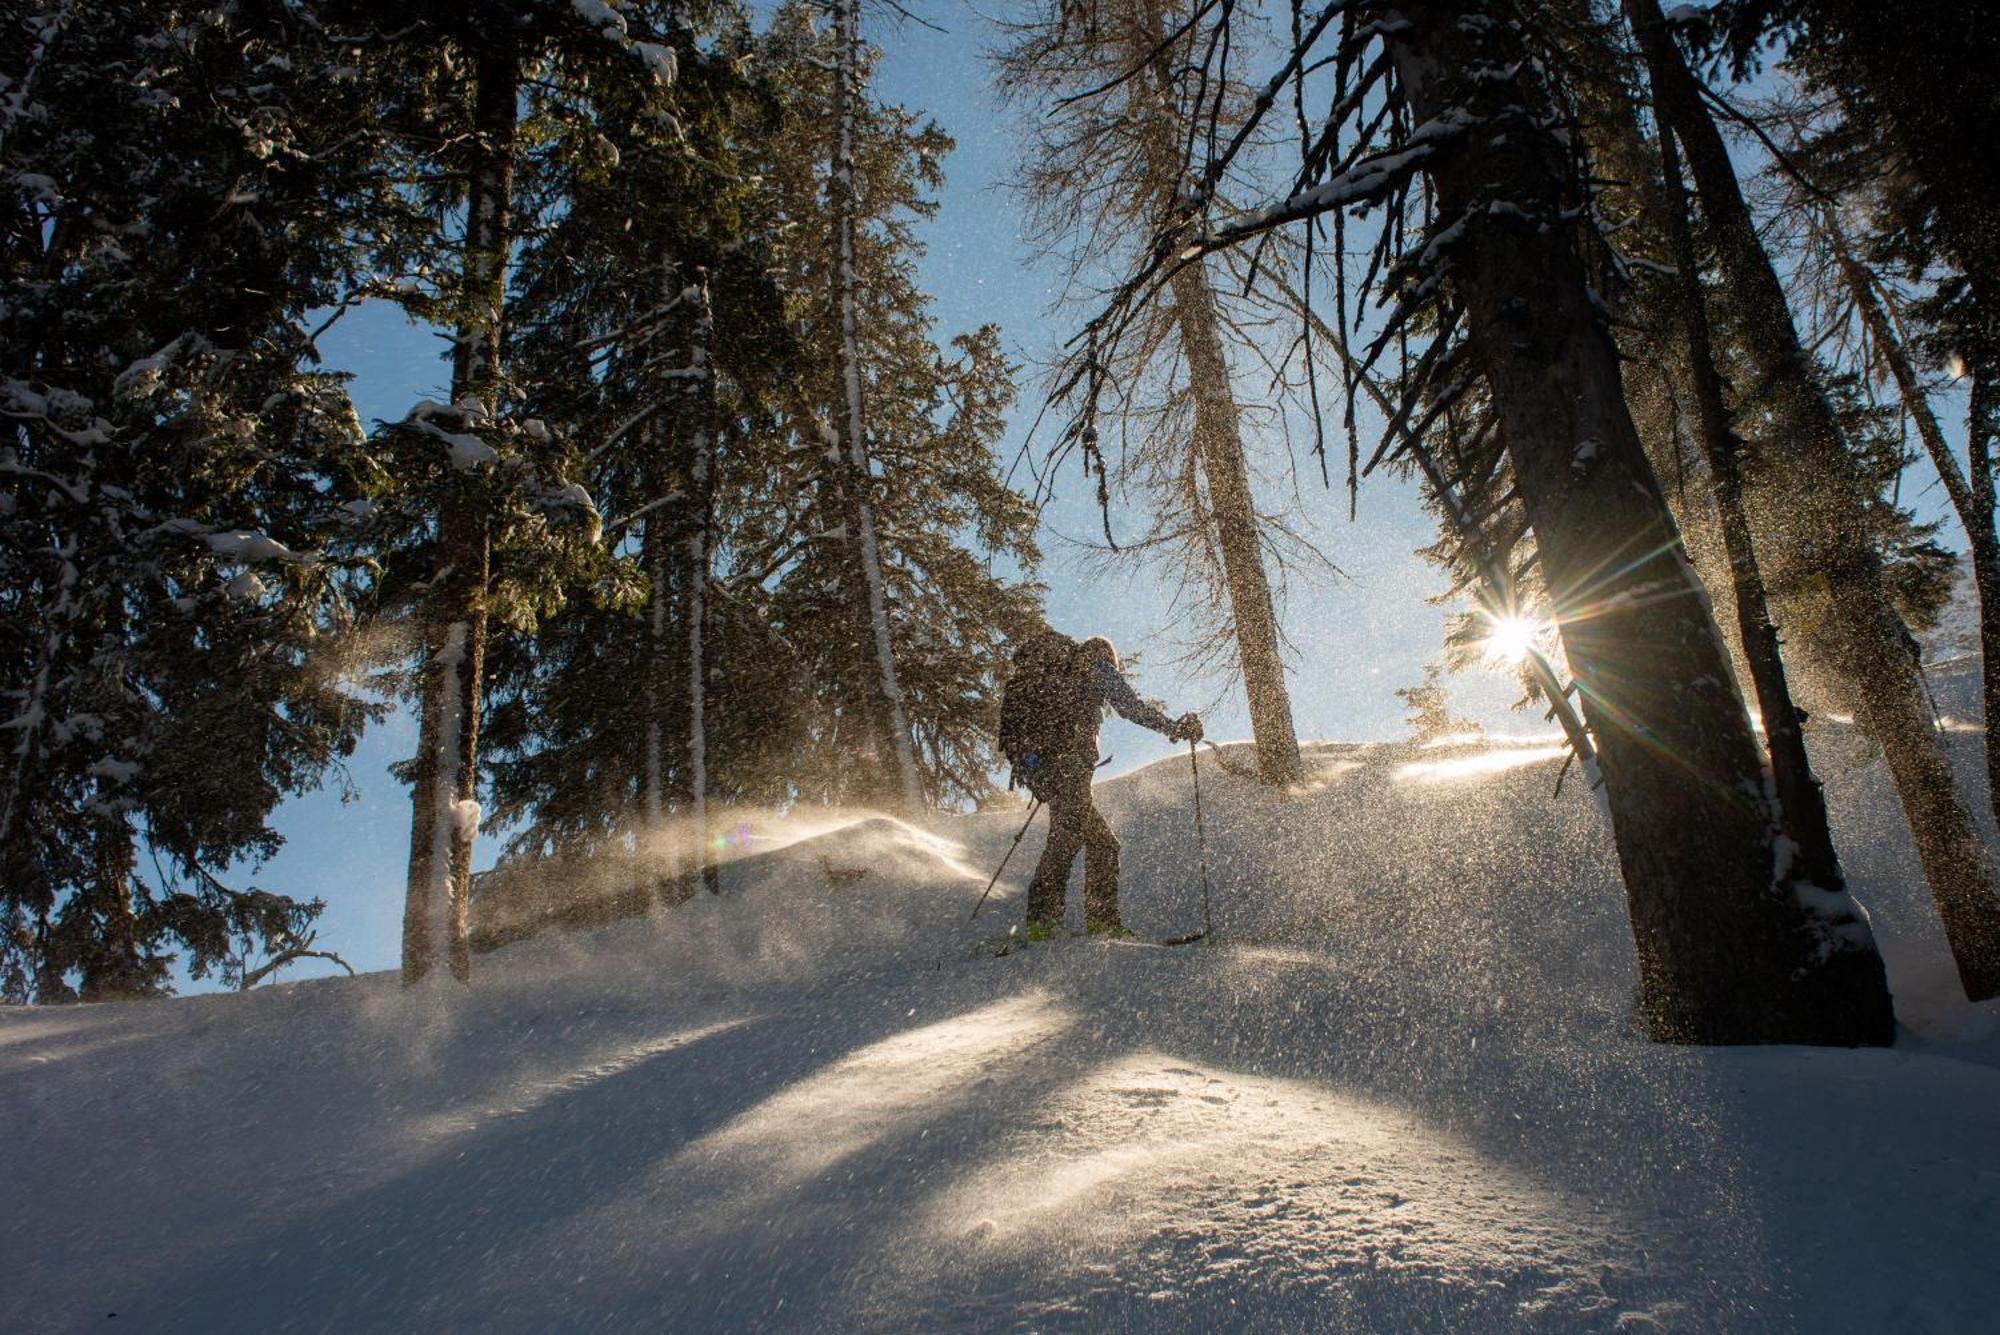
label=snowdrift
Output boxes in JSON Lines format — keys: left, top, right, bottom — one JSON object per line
{"left": 5, "top": 715, "right": 1998, "bottom": 1332}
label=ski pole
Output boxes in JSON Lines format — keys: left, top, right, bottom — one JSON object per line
{"left": 1189, "top": 739, "right": 1213, "bottom": 938}
{"left": 970, "top": 798, "right": 1042, "bottom": 921}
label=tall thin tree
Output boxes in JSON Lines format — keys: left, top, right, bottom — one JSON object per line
{"left": 996, "top": 0, "right": 1307, "bottom": 785}
{"left": 1627, "top": 0, "right": 2000, "bottom": 1001}
{"left": 827, "top": 0, "right": 923, "bottom": 813}
{"left": 402, "top": 17, "right": 516, "bottom": 986}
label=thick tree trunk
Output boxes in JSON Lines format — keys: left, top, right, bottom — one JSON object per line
{"left": 1389, "top": 2, "right": 1892, "bottom": 1044}
{"left": 1552, "top": 16, "right": 1752, "bottom": 693}
{"left": 829, "top": 0, "right": 922, "bottom": 814}
{"left": 1628, "top": 0, "right": 2000, "bottom": 1001}
{"left": 403, "top": 29, "right": 514, "bottom": 987}
{"left": 1652, "top": 121, "right": 1850, "bottom": 897}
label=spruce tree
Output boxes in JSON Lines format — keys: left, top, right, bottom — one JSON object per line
{"left": 474, "top": 2, "right": 1038, "bottom": 941}
{"left": 0, "top": 0, "right": 395, "bottom": 1000}
{"left": 336, "top": 0, "right": 677, "bottom": 985}
{"left": 484, "top": 4, "right": 777, "bottom": 908}
{"left": 1625, "top": 0, "right": 2000, "bottom": 1002}
{"left": 753, "top": 1, "right": 1041, "bottom": 810}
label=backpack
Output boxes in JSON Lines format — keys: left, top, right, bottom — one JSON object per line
{"left": 998, "top": 629, "right": 1095, "bottom": 782}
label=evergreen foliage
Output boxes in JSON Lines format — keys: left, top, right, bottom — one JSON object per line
{"left": 0, "top": 0, "right": 397, "bottom": 1000}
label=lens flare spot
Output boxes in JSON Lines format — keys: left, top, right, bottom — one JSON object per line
{"left": 1483, "top": 614, "right": 1546, "bottom": 666}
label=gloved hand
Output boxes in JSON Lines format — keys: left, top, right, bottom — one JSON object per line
{"left": 1170, "top": 712, "right": 1203, "bottom": 743}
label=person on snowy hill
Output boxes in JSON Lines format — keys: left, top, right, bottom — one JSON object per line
{"left": 998, "top": 629, "right": 1202, "bottom": 941}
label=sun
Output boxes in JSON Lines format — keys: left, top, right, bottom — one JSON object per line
{"left": 1482, "top": 614, "right": 1545, "bottom": 666}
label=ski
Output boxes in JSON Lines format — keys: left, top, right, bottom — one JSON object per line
{"left": 970, "top": 927, "right": 1024, "bottom": 958}
{"left": 973, "top": 927, "right": 1209, "bottom": 956}
{"left": 1101, "top": 932, "right": 1210, "bottom": 950}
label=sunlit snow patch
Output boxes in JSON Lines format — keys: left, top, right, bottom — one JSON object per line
{"left": 897, "top": 1052, "right": 1627, "bottom": 1320}
{"left": 412, "top": 1016, "right": 756, "bottom": 1142}
{"left": 1395, "top": 744, "right": 1568, "bottom": 783}
{"left": 674, "top": 992, "right": 1073, "bottom": 1189}
{"left": 706, "top": 810, "right": 981, "bottom": 880}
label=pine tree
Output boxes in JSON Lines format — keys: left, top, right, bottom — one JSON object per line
{"left": 1634, "top": 31, "right": 1849, "bottom": 908}
{"left": 1734, "top": 79, "right": 2000, "bottom": 840}
{"left": 1719, "top": 2, "right": 2000, "bottom": 404}
{"left": 338, "top": 0, "right": 675, "bottom": 985}
{"left": 1395, "top": 665, "right": 1477, "bottom": 745}
{"left": 1625, "top": 0, "right": 2000, "bottom": 1002}
{"left": 1064, "top": 0, "right": 1894, "bottom": 1044}
{"left": 752, "top": 1, "right": 1041, "bottom": 810}
{"left": 473, "top": 2, "right": 1038, "bottom": 941}
{"left": 0, "top": 0, "right": 393, "bottom": 1000}
{"left": 821, "top": 0, "right": 924, "bottom": 812}
{"left": 479, "top": 1, "right": 792, "bottom": 920}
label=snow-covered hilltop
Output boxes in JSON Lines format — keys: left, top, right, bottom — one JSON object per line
{"left": 6, "top": 726, "right": 1996, "bottom": 1332}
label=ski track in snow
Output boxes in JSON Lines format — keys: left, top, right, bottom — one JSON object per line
{"left": 6, "top": 686, "right": 2000, "bottom": 1333}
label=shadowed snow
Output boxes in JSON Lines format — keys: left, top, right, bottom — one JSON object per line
{"left": 4, "top": 702, "right": 1999, "bottom": 1332}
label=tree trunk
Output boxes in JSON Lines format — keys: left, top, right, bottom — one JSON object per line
{"left": 1128, "top": 0, "right": 1303, "bottom": 785}
{"left": 77, "top": 817, "right": 151, "bottom": 1002}
{"left": 829, "top": 0, "right": 922, "bottom": 814}
{"left": 1628, "top": 0, "right": 2000, "bottom": 1002}
{"left": 1389, "top": 1, "right": 1892, "bottom": 1044}
{"left": 1832, "top": 232, "right": 2000, "bottom": 831}
{"left": 1652, "top": 118, "right": 1850, "bottom": 897}
{"left": 403, "top": 27, "right": 514, "bottom": 987}
{"left": 640, "top": 417, "right": 676, "bottom": 900}
{"left": 678, "top": 271, "right": 721, "bottom": 895}
{"left": 1168, "top": 264, "right": 1307, "bottom": 785}
{"left": 1969, "top": 369, "right": 2000, "bottom": 830}
{"left": 1550, "top": 13, "right": 1753, "bottom": 694}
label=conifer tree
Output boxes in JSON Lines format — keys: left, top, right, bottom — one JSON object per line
{"left": 1730, "top": 74, "right": 2000, "bottom": 839}
{"left": 474, "top": 2, "right": 1038, "bottom": 941}
{"left": 822, "top": 0, "right": 924, "bottom": 812}
{"left": 0, "top": 0, "right": 397, "bottom": 999}
{"left": 338, "top": 0, "right": 675, "bottom": 984}
{"left": 752, "top": 1, "right": 1041, "bottom": 809}
{"left": 1624, "top": 0, "right": 2000, "bottom": 1002}
{"left": 484, "top": 5, "right": 771, "bottom": 904}
{"left": 1062, "top": 0, "right": 1894, "bottom": 1044}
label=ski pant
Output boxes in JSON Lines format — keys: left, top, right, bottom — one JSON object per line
{"left": 1025, "top": 757, "right": 1121, "bottom": 930}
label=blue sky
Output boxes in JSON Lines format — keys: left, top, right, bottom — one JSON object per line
{"left": 218, "top": 0, "right": 1960, "bottom": 987}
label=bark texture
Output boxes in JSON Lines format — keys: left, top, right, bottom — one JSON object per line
{"left": 1388, "top": 1, "right": 1892, "bottom": 1044}
{"left": 1136, "top": 0, "right": 1304, "bottom": 786}
{"left": 1628, "top": 0, "right": 2000, "bottom": 1001}
{"left": 1653, "top": 111, "right": 1847, "bottom": 899}
{"left": 1168, "top": 262, "right": 1306, "bottom": 786}
{"left": 403, "top": 27, "right": 512, "bottom": 987}
{"left": 677, "top": 272, "right": 721, "bottom": 897}
{"left": 1831, "top": 230, "right": 2000, "bottom": 832}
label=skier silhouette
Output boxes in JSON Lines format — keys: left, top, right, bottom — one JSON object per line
{"left": 998, "top": 629, "right": 1201, "bottom": 939}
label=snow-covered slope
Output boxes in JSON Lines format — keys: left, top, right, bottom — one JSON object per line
{"left": 5, "top": 725, "right": 1998, "bottom": 1332}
